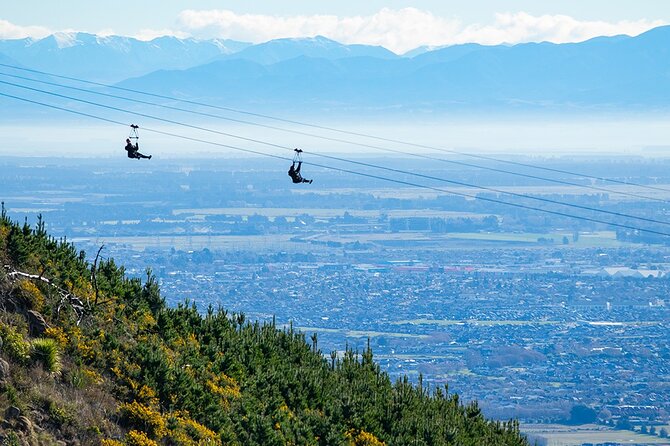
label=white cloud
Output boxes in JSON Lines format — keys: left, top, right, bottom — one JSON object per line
{"left": 0, "top": 19, "right": 51, "bottom": 40}
{"left": 176, "top": 8, "right": 462, "bottom": 52}
{"left": 176, "top": 8, "right": 666, "bottom": 53}
{"left": 456, "top": 12, "right": 666, "bottom": 46}
{"left": 1, "top": 11, "right": 666, "bottom": 51}
{"left": 0, "top": 19, "right": 189, "bottom": 42}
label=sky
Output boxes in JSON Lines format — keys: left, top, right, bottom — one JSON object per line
{"left": 2, "top": 1, "right": 670, "bottom": 53}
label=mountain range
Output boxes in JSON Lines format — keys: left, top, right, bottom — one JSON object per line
{"left": 1, "top": 27, "right": 669, "bottom": 114}
{"left": 0, "top": 32, "right": 251, "bottom": 83}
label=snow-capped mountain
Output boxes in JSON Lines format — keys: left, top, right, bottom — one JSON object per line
{"left": 0, "top": 32, "right": 251, "bottom": 82}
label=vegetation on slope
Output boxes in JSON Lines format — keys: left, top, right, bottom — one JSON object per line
{"left": 0, "top": 207, "right": 528, "bottom": 445}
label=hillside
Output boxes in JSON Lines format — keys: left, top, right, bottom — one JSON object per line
{"left": 0, "top": 208, "right": 527, "bottom": 445}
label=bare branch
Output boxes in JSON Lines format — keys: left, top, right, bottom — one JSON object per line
{"left": 4, "top": 265, "right": 86, "bottom": 325}
{"left": 92, "top": 244, "right": 104, "bottom": 307}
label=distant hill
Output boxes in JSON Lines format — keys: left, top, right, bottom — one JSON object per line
{"left": 0, "top": 51, "right": 21, "bottom": 67}
{"left": 220, "top": 35, "right": 398, "bottom": 65}
{"left": 2, "top": 26, "right": 670, "bottom": 115}
{"left": 0, "top": 32, "right": 251, "bottom": 82}
{"left": 0, "top": 211, "right": 528, "bottom": 445}
{"left": 116, "top": 26, "right": 670, "bottom": 113}
{"left": 405, "top": 43, "right": 488, "bottom": 65}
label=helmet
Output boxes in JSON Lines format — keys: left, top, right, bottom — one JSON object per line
{"left": 126, "top": 138, "right": 130, "bottom": 142}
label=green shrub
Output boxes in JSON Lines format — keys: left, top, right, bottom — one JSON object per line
{"left": 47, "top": 399, "right": 74, "bottom": 427}
{"left": 0, "top": 323, "right": 30, "bottom": 363}
{"left": 2, "top": 382, "right": 19, "bottom": 406}
{"left": 2, "top": 431, "right": 21, "bottom": 446}
{"left": 30, "top": 337, "right": 62, "bottom": 374}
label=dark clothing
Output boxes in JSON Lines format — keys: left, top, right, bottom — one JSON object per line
{"left": 125, "top": 142, "right": 151, "bottom": 159}
{"left": 288, "top": 162, "right": 312, "bottom": 184}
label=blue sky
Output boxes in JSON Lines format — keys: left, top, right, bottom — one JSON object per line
{"left": 2, "top": 1, "right": 669, "bottom": 52}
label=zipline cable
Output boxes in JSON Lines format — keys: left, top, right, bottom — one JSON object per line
{"left": 2, "top": 78, "right": 668, "bottom": 229}
{"left": 1, "top": 61, "right": 668, "bottom": 196}
{"left": 1, "top": 70, "right": 665, "bottom": 204}
{"left": 1, "top": 90, "right": 668, "bottom": 239}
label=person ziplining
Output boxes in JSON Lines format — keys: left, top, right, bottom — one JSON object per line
{"left": 288, "top": 149, "right": 313, "bottom": 184}
{"left": 124, "top": 124, "right": 152, "bottom": 160}
{"left": 4, "top": 89, "right": 670, "bottom": 239}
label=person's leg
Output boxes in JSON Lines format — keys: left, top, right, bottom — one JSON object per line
{"left": 296, "top": 162, "right": 302, "bottom": 174}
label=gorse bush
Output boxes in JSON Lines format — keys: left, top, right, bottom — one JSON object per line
{"left": 124, "top": 430, "right": 158, "bottom": 446}
{"left": 17, "top": 279, "right": 45, "bottom": 312}
{"left": 119, "top": 401, "right": 168, "bottom": 439}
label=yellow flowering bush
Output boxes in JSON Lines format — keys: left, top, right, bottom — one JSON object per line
{"left": 137, "top": 310, "right": 157, "bottom": 331}
{"left": 125, "top": 430, "right": 158, "bottom": 446}
{"left": 166, "top": 412, "right": 221, "bottom": 446}
{"left": 18, "top": 279, "right": 45, "bottom": 312}
{"left": 137, "top": 385, "right": 159, "bottom": 408}
{"left": 44, "top": 326, "right": 68, "bottom": 348}
{"left": 81, "top": 367, "right": 105, "bottom": 385}
{"left": 119, "top": 401, "right": 168, "bottom": 439}
{"left": 345, "top": 429, "right": 386, "bottom": 446}
{"left": 178, "top": 417, "right": 220, "bottom": 444}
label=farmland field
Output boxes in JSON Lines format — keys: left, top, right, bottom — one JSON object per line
{"left": 71, "top": 234, "right": 303, "bottom": 251}
{"left": 172, "top": 207, "right": 489, "bottom": 220}
{"left": 294, "top": 184, "right": 670, "bottom": 202}
{"left": 521, "top": 424, "right": 670, "bottom": 446}
{"left": 71, "top": 229, "right": 635, "bottom": 252}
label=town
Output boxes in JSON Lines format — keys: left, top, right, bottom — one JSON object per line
{"left": 2, "top": 155, "right": 670, "bottom": 443}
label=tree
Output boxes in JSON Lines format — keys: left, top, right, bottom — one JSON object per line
{"left": 616, "top": 417, "right": 633, "bottom": 430}
{"left": 568, "top": 405, "right": 597, "bottom": 425}
{"left": 597, "top": 408, "right": 611, "bottom": 422}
